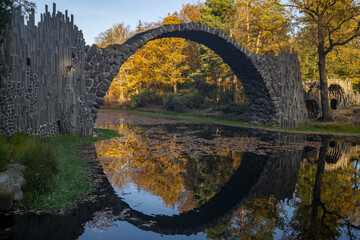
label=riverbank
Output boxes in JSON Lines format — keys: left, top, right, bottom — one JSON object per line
{"left": 1, "top": 129, "right": 120, "bottom": 213}
{"left": 100, "top": 107, "right": 360, "bottom": 136}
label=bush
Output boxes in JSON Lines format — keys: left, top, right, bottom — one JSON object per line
{"left": 216, "top": 102, "right": 248, "bottom": 114}
{"left": 0, "top": 134, "right": 58, "bottom": 203}
{"left": 127, "top": 88, "right": 163, "bottom": 108}
{"left": 165, "top": 88, "right": 205, "bottom": 112}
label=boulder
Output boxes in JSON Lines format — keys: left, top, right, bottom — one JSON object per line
{"left": 5, "top": 164, "right": 26, "bottom": 186}
{"left": 6, "top": 164, "right": 26, "bottom": 174}
{"left": 0, "top": 164, "right": 26, "bottom": 211}
{"left": 0, "top": 174, "right": 14, "bottom": 211}
{"left": 13, "top": 184, "right": 23, "bottom": 201}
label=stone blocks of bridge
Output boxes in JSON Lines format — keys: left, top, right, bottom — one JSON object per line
{"left": 85, "top": 22, "right": 307, "bottom": 128}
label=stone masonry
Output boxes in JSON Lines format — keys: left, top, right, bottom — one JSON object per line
{"left": 0, "top": 4, "right": 93, "bottom": 136}
{"left": 1, "top": 5, "right": 307, "bottom": 137}
{"left": 85, "top": 25, "right": 307, "bottom": 128}
{"left": 303, "top": 78, "right": 360, "bottom": 118}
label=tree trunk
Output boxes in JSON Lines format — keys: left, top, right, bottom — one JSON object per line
{"left": 109, "top": 91, "right": 113, "bottom": 104}
{"left": 120, "top": 90, "right": 124, "bottom": 102}
{"left": 245, "top": 1, "right": 250, "bottom": 45}
{"left": 233, "top": 75, "right": 238, "bottom": 103}
{"left": 318, "top": 48, "right": 332, "bottom": 121}
{"left": 173, "top": 81, "right": 177, "bottom": 93}
{"left": 216, "top": 78, "right": 220, "bottom": 102}
{"left": 255, "top": 30, "right": 261, "bottom": 54}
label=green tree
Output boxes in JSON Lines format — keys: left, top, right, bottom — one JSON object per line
{"left": 0, "top": 0, "right": 36, "bottom": 29}
{"left": 199, "top": 0, "right": 239, "bottom": 104}
{"left": 293, "top": 28, "right": 319, "bottom": 81}
{"left": 200, "top": 0, "right": 236, "bottom": 36}
{"left": 288, "top": 0, "right": 360, "bottom": 121}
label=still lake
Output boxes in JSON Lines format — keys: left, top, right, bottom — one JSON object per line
{"left": 2, "top": 110, "right": 360, "bottom": 239}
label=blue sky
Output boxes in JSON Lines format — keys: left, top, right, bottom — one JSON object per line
{"left": 31, "top": 0, "right": 198, "bottom": 44}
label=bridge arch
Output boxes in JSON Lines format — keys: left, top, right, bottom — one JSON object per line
{"left": 328, "top": 83, "right": 344, "bottom": 110}
{"left": 84, "top": 23, "right": 307, "bottom": 127}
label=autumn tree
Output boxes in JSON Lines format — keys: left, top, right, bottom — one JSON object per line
{"left": 234, "top": 0, "right": 291, "bottom": 55}
{"left": 288, "top": 0, "right": 360, "bottom": 121}
{"left": 180, "top": 2, "right": 203, "bottom": 73}
{"left": 95, "top": 23, "right": 134, "bottom": 103}
{"left": 95, "top": 23, "right": 132, "bottom": 48}
{"left": 129, "top": 14, "right": 189, "bottom": 93}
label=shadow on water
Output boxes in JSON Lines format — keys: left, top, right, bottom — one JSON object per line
{"left": 1, "top": 122, "right": 360, "bottom": 239}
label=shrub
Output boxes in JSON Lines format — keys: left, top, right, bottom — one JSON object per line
{"left": 127, "top": 88, "right": 163, "bottom": 108}
{"left": 165, "top": 88, "right": 205, "bottom": 112}
{"left": 0, "top": 134, "right": 58, "bottom": 204}
{"left": 216, "top": 102, "right": 248, "bottom": 114}
{"left": 0, "top": 135, "right": 12, "bottom": 171}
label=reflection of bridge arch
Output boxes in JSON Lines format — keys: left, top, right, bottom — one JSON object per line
{"left": 4, "top": 132, "right": 311, "bottom": 239}
{"left": 101, "top": 137, "right": 304, "bottom": 236}
{"left": 120, "top": 152, "right": 268, "bottom": 234}
{"left": 4, "top": 151, "right": 269, "bottom": 239}
{"left": 85, "top": 23, "right": 306, "bottom": 127}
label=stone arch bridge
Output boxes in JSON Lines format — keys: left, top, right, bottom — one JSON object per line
{"left": 303, "top": 78, "right": 360, "bottom": 118}
{"left": 0, "top": 5, "right": 307, "bottom": 136}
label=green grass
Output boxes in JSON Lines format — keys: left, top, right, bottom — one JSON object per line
{"left": 117, "top": 108, "right": 257, "bottom": 126}
{"left": 0, "top": 129, "right": 120, "bottom": 212}
{"left": 292, "top": 123, "right": 360, "bottom": 134}
{"left": 110, "top": 108, "right": 360, "bottom": 135}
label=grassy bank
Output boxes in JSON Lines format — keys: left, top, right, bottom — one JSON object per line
{"left": 109, "top": 108, "right": 360, "bottom": 135}
{"left": 0, "top": 129, "right": 120, "bottom": 212}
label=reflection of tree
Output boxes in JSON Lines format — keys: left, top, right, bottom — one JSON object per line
{"left": 291, "top": 139, "right": 360, "bottom": 239}
{"left": 204, "top": 195, "right": 283, "bottom": 239}
{"left": 94, "top": 126, "right": 244, "bottom": 213}
{"left": 189, "top": 152, "right": 242, "bottom": 205}
{"left": 95, "top": 127, "right": 190, "bottom": 209}
{"left": 203, "top": 141, "right": 360, "bottom": 239}
{"left": 132, "top": 154, "right": 187, "bottom": 208}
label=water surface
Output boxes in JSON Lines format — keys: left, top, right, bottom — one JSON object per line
{"left": 1, "top": 110, "right": 360, "bottom": 239}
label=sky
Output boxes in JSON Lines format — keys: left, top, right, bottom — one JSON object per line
{"left": 31, "top": 0, "right": 198, "bottom": 45}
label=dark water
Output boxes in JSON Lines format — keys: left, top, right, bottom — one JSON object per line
{"left": 1, "top": 121, "right": 360, "bottom": 239}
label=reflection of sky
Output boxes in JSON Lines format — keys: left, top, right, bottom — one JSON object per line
{"left": 274, "top": 196, "right": 297, "bottom": 239}
{"left": 80, "top": 220, "right": 207, "bottom": 240}
{"left": 114, "top": 183, "right": 180, "bottom": 216}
